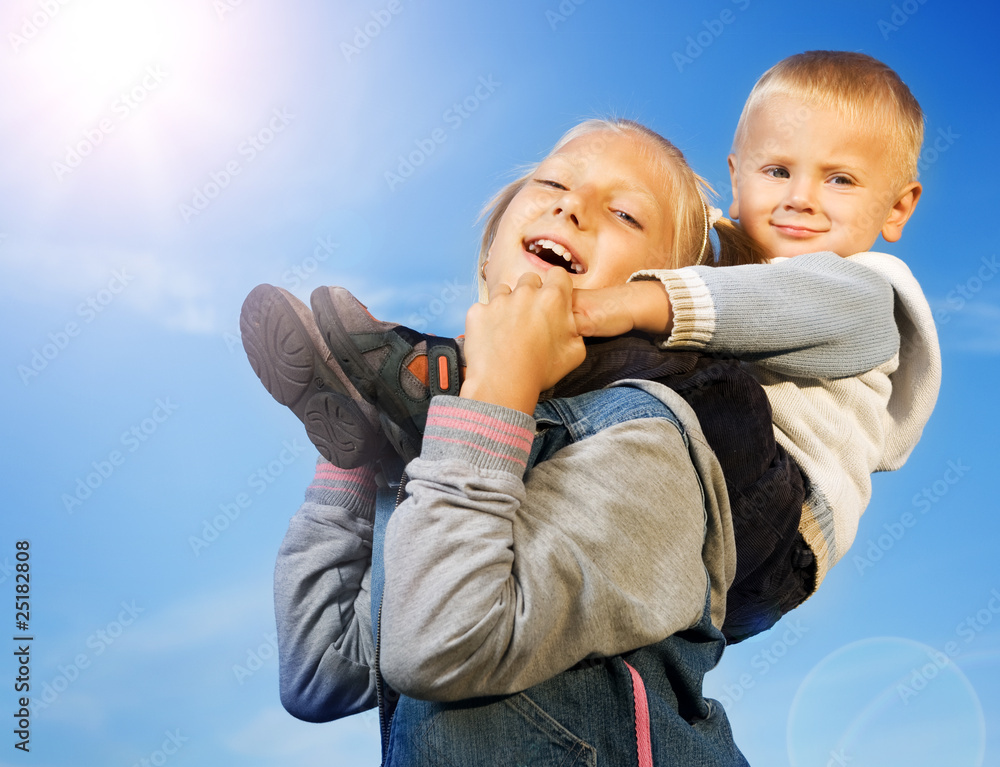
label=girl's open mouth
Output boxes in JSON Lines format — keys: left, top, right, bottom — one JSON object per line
{"left": 524, "top": 238, "right": 586, "bottom": 274}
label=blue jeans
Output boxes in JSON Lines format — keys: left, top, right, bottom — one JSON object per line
{"left": 374, "top": 386, "right": 748, "bottom": 766}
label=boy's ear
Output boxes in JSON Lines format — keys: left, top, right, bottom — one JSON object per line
{"left": 727, "top": 154, "right": 740, "bottom": 219}
{"left": 880, "top": 181, "right": 922, "bottom": 243}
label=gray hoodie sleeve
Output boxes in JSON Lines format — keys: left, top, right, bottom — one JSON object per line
{"left": 379, "top": 391, "right": 733, "bottom": 702}
{"left": 273, "top": 460, "right": 378, "bottom": 722}
{"left": 632, "top": 250, "right": 900, "bottom": 378}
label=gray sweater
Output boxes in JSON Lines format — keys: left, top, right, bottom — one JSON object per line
{"left": 274, "top": 382, "right": 734, "bottom": 718}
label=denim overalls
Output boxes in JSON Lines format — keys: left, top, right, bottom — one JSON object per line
{"left": 370, "top": 385, "right": 749, "bottom": 766}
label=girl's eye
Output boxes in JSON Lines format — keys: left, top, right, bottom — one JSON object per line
{"left": 614, "top": 210, "right": 641, "bottom": 228}
{"left": 830, "top": 175, "right": 855, "bottom": 186}
{"left": 535, "top": 178, "right": 567, "bottom": 190}
{"left": 764, "top": 166, "right": 790, "bottom": 179}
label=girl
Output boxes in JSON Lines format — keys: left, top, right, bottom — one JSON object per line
{"left": 267, "top": 120, "right": 763, "bottom": 764}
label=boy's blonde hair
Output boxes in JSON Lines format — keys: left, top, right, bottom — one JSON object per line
{"left": 476, "top": 118, "right": 765, "bottom": 299}
{"left": 732, "top": 50, "right": 924, "bottom": 193}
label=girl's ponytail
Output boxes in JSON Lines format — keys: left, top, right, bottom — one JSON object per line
{"left": 709, "top": 217, "right": 770, "bottom": 267}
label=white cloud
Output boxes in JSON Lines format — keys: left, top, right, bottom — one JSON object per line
{"left": 940, "top": 300, "right": 1000, "bottom": 355}
{"left": 0, "top": 242, "right": 222, "bottom": 333}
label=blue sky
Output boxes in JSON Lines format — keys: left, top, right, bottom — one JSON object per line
{"left": 1, "top": 0, "right": 998, "bottom": 765}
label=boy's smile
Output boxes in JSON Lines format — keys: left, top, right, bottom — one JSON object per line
{"left": 728, "top": 95, "right": 920, "bottom": 260}
{"left": 485, "top": 130, "right": 674, "bottom": 296}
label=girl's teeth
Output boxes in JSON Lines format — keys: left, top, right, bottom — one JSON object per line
{"left": 536, "top": 238, "right": 570, "bottom": 258}
{"left": 528, "top": 238, "right": 583, "bottom": 273}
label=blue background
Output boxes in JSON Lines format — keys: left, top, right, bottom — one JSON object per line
{"left": 2, "top": 1, "right": 997, "bottom": 765}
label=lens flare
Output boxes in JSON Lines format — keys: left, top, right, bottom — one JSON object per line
{"left": 787, "top": 637, "right": 985, "bottom": 767}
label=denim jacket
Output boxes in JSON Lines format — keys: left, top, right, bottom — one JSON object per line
{"left": 370, "top": 386, "right": 749, "bottom": 766}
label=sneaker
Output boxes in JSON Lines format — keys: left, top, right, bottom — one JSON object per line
{"left": 310, "top": 286, "right": 465, "bottom": 462}
{"left": 240, "top": 284, "right": 385, "bottom": 468}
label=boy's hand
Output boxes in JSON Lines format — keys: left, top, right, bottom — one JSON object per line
{"left": 461, "top": 269, "right": 586, "bottom": 415}
{"left": 572, "top": 281, "right": 674, "bottom": 337}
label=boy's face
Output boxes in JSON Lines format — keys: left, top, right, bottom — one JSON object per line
{"left": 728, "top": 96, "right": 921, "bottom": 260}
{"left": 485, "top": 131, "right": 673, "bottom": 297}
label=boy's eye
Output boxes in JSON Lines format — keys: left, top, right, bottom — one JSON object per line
{"left": 830, "top": 175, "right": 855, "bottom": 186}
{"left": 764, "top": 167, "right": 790, "bottom": 179}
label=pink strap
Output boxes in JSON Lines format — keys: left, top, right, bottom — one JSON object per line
{"left": 624, "top": 660, "right": 653, "bottom": 767}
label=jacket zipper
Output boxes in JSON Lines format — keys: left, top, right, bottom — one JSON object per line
{"left": 375, "top": 470, "right": 408, "bottom": 763}
{"left": 374, "top": 599, "right": 388, "bottom": 759}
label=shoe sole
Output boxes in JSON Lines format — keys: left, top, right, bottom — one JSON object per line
{"left": 240, "top": 284, "right": 381, "bottom": 469}
{"left": 310, "top": 287, "right": 422, "bottom": 461}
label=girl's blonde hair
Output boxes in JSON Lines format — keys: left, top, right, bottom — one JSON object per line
{"left": 476, "top": 118, "right": 765, "bottom": 300}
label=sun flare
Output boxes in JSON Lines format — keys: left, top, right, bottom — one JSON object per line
{"left": 8, "top": 0, "right": 243, "bottom": 209}
{"left": 16, "top": 0, "right": 199, "bottom": 107}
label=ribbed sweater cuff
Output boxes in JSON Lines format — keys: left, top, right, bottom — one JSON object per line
{"left": 631, "top": 268, "right": 716, "bottom": 349}
{"left": 305, "top": 459, "right": 377, "bottom": 522}
{"left": 421, "top": 395, "right": 535, "bottom": 475}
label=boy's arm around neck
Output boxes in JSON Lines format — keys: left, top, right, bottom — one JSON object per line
{"left": 631, "top": 251, "right": 900, "bottom": 378}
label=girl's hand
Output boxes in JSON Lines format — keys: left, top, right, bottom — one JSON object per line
{"left": 460, "top": 269, "right": 586, "bottom": 415}
{"left": 572, "top": 281, "right": 674, "bottom": 337}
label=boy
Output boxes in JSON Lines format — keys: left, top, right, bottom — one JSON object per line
{"left": 594, "top": 50, "right": 941, "bottom": 608}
